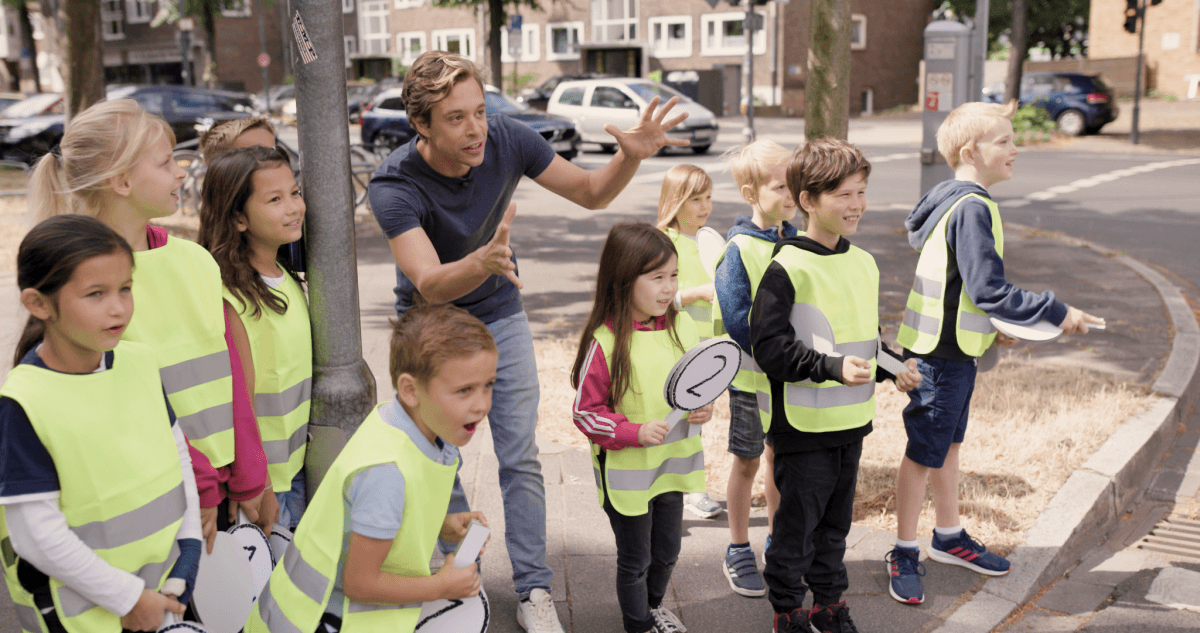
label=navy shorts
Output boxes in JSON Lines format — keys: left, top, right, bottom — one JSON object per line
{"left": 902, "top": 357, "right": 977, "bottom": 469}
{"left": 727, "top": 388, "right": 771, "bottom": 460}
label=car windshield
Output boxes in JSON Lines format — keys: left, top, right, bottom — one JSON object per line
{"left": 2, "top": 93, "right": 60, "bottom": 118}
{"left": 485, "top": 91, "right": 527, "bottom": 114}
{"left": 626, "top": 82, "right": 689, "bottom": 103}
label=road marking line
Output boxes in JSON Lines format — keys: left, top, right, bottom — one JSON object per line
{"left": 1017, "top": 158, "right": 1200, "bottom": 204}
{"left": 869, "top": 152, "right": 920, "bottom": 163}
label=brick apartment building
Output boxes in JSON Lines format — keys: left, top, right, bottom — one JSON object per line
{"left": 1089, "top": 0, "right": 1200, "bottom": 98}
{"left": 373, "top": 0, "right": 933, "bottom": 116}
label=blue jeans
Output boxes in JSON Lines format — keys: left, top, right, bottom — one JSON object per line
{"left": 486, "top": 311, "right": 551, "bottom": 596}
{"left": 727, "top": 388, "right": 770, "bottom": 460}
{"left": 276, "top": 469, "right": 307, "bottom": 532}
{"left": 902, "top": 357, "right": 977, "bottom": 469}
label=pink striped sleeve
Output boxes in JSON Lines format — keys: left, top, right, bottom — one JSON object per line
{"left": 572, "top": 340, "right": 643, "bottom": 451}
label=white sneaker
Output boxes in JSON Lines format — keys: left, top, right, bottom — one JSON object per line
{"left": 683, "top": 492, "right": 722, "bottom": 519}
{"left": 517, "top": 588, "right": 565, "bottom": 633}
{"left": 650, "top": 605, "right": 687, "bottom": 633}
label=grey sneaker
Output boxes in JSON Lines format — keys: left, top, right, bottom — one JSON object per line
{"left": 683, "top": 492, "right": 722, "bottom": 519}
{"left": 650, "top": 605, "right": 687, "bottom": 633}
{"left": 723, "top": 545, "right": 767, "bottom": 597}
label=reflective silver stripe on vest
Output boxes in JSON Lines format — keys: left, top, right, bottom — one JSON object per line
{"left": 57, "top": 541, "right": 179, "bottom": 617}
{"left": 593, "top": 466, "right": 603, "bottom": 489}
{"left": 835, "top": 339, "right": 878, "bottom": 360}
{"left": 785, "top": 382, "right": 874, "bottom": 409}
{"left": 959, "top": 311, "right": 996, "bottom": 335}
{"left": 912, "top": 275, "right": 942, "bottom": 298}
{"left": 739, "top": 350, "right": 764, "bottom": 374}
{"left": 159, "top": 350, "right": 232, "bottom": 395}
{"left": 13, "top": 602, "right": 40, "bottom": 632}
{"left": 682, "top": 304, "right": 711, "bottom": 323}
{"left": 69, "top": 483, "right": 186, "bottom": 551}
{"left": 284, "top": 541, "right": 331, "bottom": 604}
{"left": 264, "top": 423, "right": 310, "bottom": 465}
{"left": 606, "top": 452, "right": 705, "bottom": 491}
{"left": 347, "top": 600, "right": 421, "bottom": 613}
{"left": 255, "top": 378, "right": 312, "bottom": 418}
{"left": 257, "top": 581, "right": 305, "bottom": 633}
{"left": 176, "top": 402, "right": 234, "bottom": 441}
{"left": 903, "top": 308, "right": 940, "bottom": 336}
{"left": 756, "top": 390, "right": 771, "bottom": 414}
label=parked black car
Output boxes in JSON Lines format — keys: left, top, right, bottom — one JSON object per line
{"left": 517, "top": 73, "right": 616, "bottom": 111}
{"left": 983, "top": 72, "right": 1118, "bottom": 136}
{"left": 1, "top": 85, "right": 259, "bottom": 164}
{"left": 359, "top": 87, "right": 414, "bottom": 153}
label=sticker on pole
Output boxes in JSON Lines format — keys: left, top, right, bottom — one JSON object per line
{"left": 257, "top": 53, "right": 271, "bottom": 68}
{"left": 926, "top": 72, "right": 953, "bottom": 112}
{"left": 661, "top": 339, "right": 742, "bottom": 430}
{"left": 292, "top": 11, "right": 317, "bottom": 64}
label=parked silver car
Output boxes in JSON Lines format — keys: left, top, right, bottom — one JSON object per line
{"left": 547, "top": 78, "right": 718, "bottom": 154}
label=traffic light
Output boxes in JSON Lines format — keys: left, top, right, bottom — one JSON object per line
{"left": 1124, "top": 0, "right": 1139, "bottom": 34}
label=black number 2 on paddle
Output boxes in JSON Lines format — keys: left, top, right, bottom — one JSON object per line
{"left": 687, "top": 354, "right": 727, "bottom": 398}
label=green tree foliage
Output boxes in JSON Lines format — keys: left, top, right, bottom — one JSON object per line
{"left": 428, "top": 0, "right": 545, "bottom": 94}
{"left": 945, "top": 0, "right": 1089, "bottom": 58}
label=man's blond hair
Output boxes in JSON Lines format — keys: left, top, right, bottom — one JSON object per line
{"left": 937, "top": 100, "right": 1018, "bottom": 169}
{"left": 724, "top": 140, "right": 793, "bottom": 192}
{"left": 403, "top": 51, "right": 486, "bottom": 141}
{"left": 199, "top": 117, "right": 276, "bottom": 163}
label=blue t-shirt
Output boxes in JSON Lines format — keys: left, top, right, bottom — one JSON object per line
{"left": 368, "top": 113, "right": 556, "bottom": 323}
{"left": 0, "top": 348, "right": 176, "bottom": 505}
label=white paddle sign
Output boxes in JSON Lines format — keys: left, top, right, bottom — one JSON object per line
{"left": 414, "top": 587, "right": 490, "bottom": 633}
{"left": 662, "top": 339, "right": 742, "bottom": 431}
{"left": 227, "top": 510, "right": 273, "bottom": 605}
{"left": 989, "top": 316, "right": 1106, "bottom": 342}
{"left": 191, "top": 532, "right": 254, "bottom": 633}
{"left": 696, "top": 227, "right": 725, "bottom": 275}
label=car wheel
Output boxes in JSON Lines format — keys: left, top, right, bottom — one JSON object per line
{"left": 600, "top": 143, "right": 617, "bottom": 154}
{"left": 1056, "top": 109, "right": 1086, "bottom": 137}
{"left": 691, "top": 145, "right": 712, "bottom": 155}
{"left": 1085, "top": 125, "right": 1105, "bottom": 135}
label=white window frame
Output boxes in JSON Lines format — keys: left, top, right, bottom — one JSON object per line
{"left": 648, "top": 15, "right": 691, "bottom": 59}
{"left": 126, "top": 0, "right": 152, "bottom": 24}
{"left": 501, "top": 23, "right": 540, "bottom": 63}
{"left": 592, "top": 0, "right": 637, "bottom": 43}
{"left": 343, "top": 0, "right": 355, "bottom": 13}
{"left": 221, "top": 0, "right": 252, "bottom": 18}
{"left": 101, "top": 1, "right": 126, "bottom": 40}
{"left": 546, "top": 21, "right": 583, "bottom": 61}
{"left": 344, "top": 36, "right": 356, "bottom": 67}
{"left": 432, "top": 28, "right": 476, "bottom": 61}
{"left": 850, "top": 13, "right": 866, "bottom": 50}
{"left": 396, "top": 31, "right": 427, "bottom": 65}
{"left": 29, "top": 12, "right": 43, "bottom": 40}
{"left": 359, "top": 0, "right": 392, "bottom": 56}
{"left": 701, "top": 11, "right": 766, "bottom": 57}
{"left": 394, "top": 0, "right": 422, "bottom": 9}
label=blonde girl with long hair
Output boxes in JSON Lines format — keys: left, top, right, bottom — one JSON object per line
{"left": 28, "top": 99, "right": 276, "bottom": 550}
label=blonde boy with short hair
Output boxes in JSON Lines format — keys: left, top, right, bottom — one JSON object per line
{"left": 711, "top": 140, "right": 797, "bottom": 598}
{"left": 199, "top": 117, "right": 277, "bottom": 162}
{"left": 886, "top": 101, "right": 1102, "bottom": 605}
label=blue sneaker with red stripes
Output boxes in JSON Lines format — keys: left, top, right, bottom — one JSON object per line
{"left": 928, "top": 529, "right": 1010, "bottom": 576}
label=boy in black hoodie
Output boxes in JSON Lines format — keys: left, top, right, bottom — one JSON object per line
{"left": 885, "top": 101, "right": 1102, "bottom": 606}
{"left": 750, "top": 139, "right": 922, "bottom": 633}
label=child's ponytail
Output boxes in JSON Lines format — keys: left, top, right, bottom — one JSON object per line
{"left": 27, "top": 151, "right": 77, "bottom": 221}
{"left": 13, "top": 215, "right": 135, "bottom": 365}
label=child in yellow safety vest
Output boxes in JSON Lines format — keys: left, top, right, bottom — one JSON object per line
{"left": 26, "top": 99, "right": 275, "bottom": 553}
{"left": 247, "top": 303, "right": 489, "bottom": 633}
{"left": 654, "top": 165, "right": 723, "bottom": 523}
{"left": 198, "top": 145, "right": 312, "bottom": 532}
{"left": 570, "top": 222, "right": 714, "bottom": 633}
{"left": 0, "top": 216, "right": 202, "bottom": 633}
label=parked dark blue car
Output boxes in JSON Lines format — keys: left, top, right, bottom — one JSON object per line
{"left": 360, "top": 85, "right": 579, "bottom": 160}
{"left": 983, "top": 72, "right": 1118, "bottom": 136}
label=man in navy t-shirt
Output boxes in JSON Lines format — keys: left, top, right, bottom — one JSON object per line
{"left": 369, "top": 51, "right": 689, "bottom": 633}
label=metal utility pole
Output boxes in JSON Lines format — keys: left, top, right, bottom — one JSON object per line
{"left": 291, "top": 0, "right": 377, "bottom": 492}
{"left": 1131, "top": 0, "right": 1147, "bottom": 145}
{"left": 256, "top": 0, "right": 271, "bottom": 111}
{"left": 742, "top": 2, "right": 756, "bottom": 143}
{"left": 970, "top": 0, "right": 989, "bottom": 100}
{"left": 178, "top": 0, "right": 192, "bottom": 86}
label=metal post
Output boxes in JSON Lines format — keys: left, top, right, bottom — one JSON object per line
{"left": 178, "top": 0, "right": 191, "bottom": 86}
{"left": 292, "top": 0, "right": 377, "bottom": 493}
{"left": 256, "top": 0, "right": 271, "bottom": 111}
{"left": 1131, "top": 0, "right": 1146, "bottom": 145}
{"left": 743, "top": 3, "right": 755, "bottom": 144}
{"left": 971, "top": 0, "right": 989, "bottom": 100}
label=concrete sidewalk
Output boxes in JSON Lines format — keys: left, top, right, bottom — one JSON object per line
{"left": 0, "top": 209, "right": 1189, "bottom": 632}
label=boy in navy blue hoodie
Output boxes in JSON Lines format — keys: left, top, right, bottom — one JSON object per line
{"left": 886, "top": 101, "right": 1102, "bottom": 605}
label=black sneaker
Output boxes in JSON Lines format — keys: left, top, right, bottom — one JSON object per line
{"left": 808, "top": 602, "right": 858, "bottom": 633}
{"left": 772, "top": 608, "right": 810, "bottom": 633}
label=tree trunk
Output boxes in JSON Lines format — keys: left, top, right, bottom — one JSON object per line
{"left": 58, "top": 0, "right": 103, "bottom": 121}
{"left": 487, "top": 0, "right": 503, "bottom": 91}
{"left": 16, "top": 2, "right": 41, "bottom": 92}
{"left": 805, "top": 0, "right": 851, "bottom": 141}
{"left": 202, "top": 2, "right": 218, "bottom": 87}
{"left": 1004, "top": 0, "right": 1027, "bottom": 104}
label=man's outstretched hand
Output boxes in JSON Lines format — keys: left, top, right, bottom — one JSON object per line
{"left": 474, "top": 203, "right": 522, "bottom": 290}
{"left": 603, "top": 96, "right": 690, "bottom": 160}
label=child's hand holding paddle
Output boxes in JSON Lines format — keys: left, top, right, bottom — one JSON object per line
{"left": 894, "top": 359, "right": 922, "bottom": 392}
{"left": 1060, "top": 306, "right": 1105, "bottom": 335}
{"left": 687, "top": 403, "right": 714, "bottom": 425}
{"left": 121, "top": 589, "right": 183, "bottom": 631}
{"left": 638, "top": 419, "right": 670, "bottom": 446}
{"left": 436, "top": 553, "right": 482, "bottom": 600}
{"left": 841, "top": 356, "right": 873, "bottom": 386}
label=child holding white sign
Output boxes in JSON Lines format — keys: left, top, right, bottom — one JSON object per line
{"left": 570, "top": 222, "right": 713, "bottom": 633}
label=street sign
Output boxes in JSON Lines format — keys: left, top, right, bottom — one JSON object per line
{"left": 179, "top": 17, "right": 195, "bottom": 31}
{"left": 258, "top": 53, "right": 271, "bottom": 68}
{"left": 744, "top": 13, "right": 763, "bottom": 31}
{"left": 702, "top": 0, "right": 720, "bottom": 8}
{"left": 510, "top": 15, "right": 522, "bottom": 30}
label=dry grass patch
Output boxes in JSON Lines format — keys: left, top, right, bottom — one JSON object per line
{"left": 535, "top": 338, "right": 1149, "bottom": 555}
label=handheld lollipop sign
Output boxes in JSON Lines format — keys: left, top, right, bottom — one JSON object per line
{"left": 662, "top": 339, "right": 742, "bottom": 430}
{"left": 790, "top": 303, "right": 909, "bottom": 377}
{"left": 191, "top": 532, "right": 254, "bottom": 633}
{"left": 227, "top": 510, "right": 274, "bottom": 604}
{"left": 696, "top": 227, "right": 725, "bottom": 274}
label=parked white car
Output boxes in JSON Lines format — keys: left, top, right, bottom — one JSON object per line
{"left": 547, "top": 78, "right": 719, "bottom": 155}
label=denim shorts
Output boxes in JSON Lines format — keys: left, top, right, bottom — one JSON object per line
{"left": 727, "top": 388, "right": 771, "bottom": 460}
{"left": 902, "top": 357, "right": 977, "bottom": 469}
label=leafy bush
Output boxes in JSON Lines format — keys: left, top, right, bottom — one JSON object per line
{"left": 1012, "top": 104, "right": 1056, "bottom": 145}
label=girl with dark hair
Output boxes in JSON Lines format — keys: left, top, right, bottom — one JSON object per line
{"left": 198, "top": 146, "right": 311, "bottom": 531}
{"left": 569, "top": 221, "right": 713, "bottom": 633}
{"left": 0, "top": 215, "right": 201, "bottom": 633}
